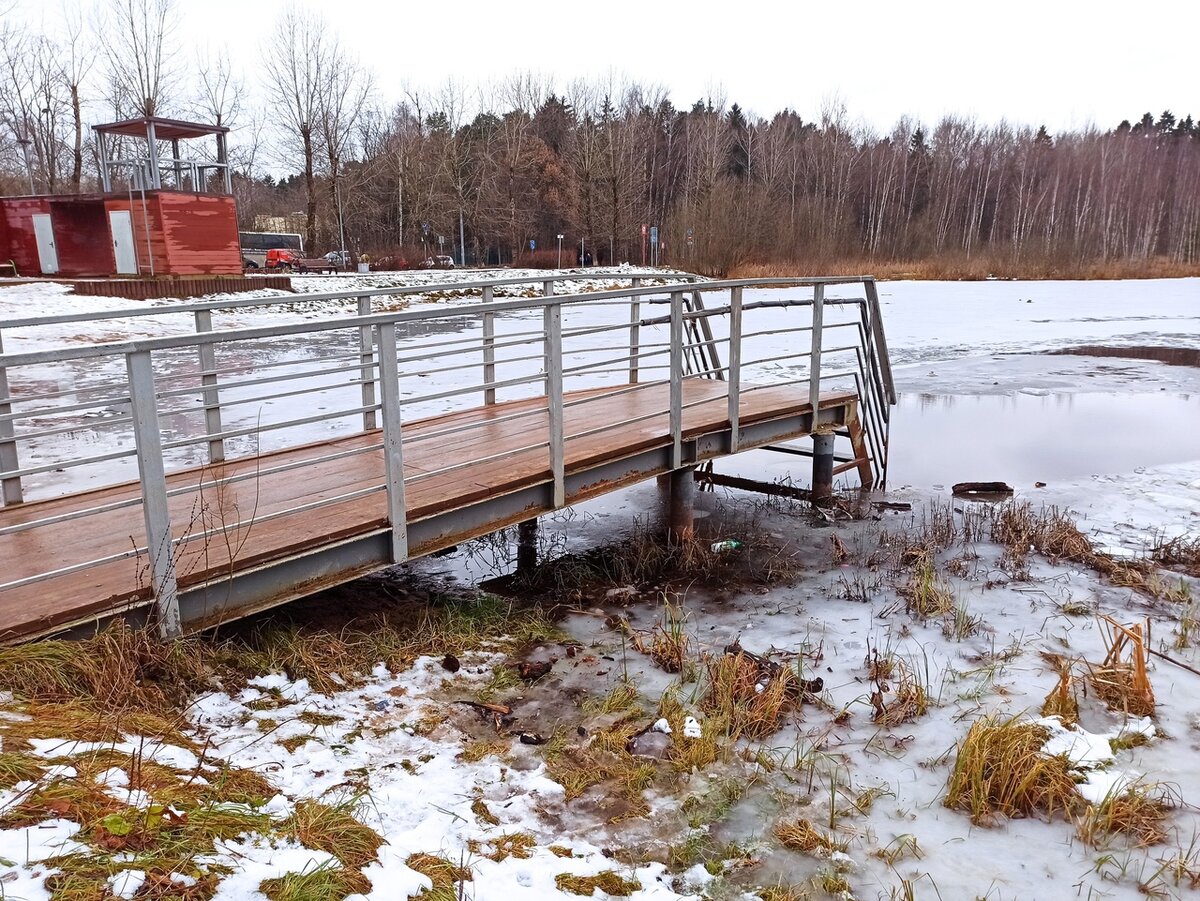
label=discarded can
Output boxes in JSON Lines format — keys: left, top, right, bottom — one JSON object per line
{"left": 710, "top": 539, "right": 743, "bottom": 553}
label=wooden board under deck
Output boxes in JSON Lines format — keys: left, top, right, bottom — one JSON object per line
{"left": 0, "top": 380, "right": 855, "bottom": 641}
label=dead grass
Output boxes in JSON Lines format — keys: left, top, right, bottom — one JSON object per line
{"left": 514, "top": 515, "right": 797, "bottom": 601}
{"left": 1078, "top": 782, "right": 1173, "bottom": 848}
{"left": 260, "top": 862, "right": 364, "bottom": 901}
{"left": 944, "top": 715, "right": 1079, "bottom": 824}
{"left": 469, "top": 831, "right": 536, "bottom": 862}
{"left": 406, "top": 851, "right": 474, "bottom": 889}
{"left": 702, "top": 652, "right": 796, "bottom": 741}
{"left": 0, "top": 595, "right": 557, "bottom": 716}
{"left": 284, "top": 797, "right": 383, "bottom": 870}
{"left": 1040, "top": 664, "right": 1079, "bottom": 726}
{"left": 1152, "top": 535, "right": 1200, "bottom": 578}
{"left": 902, "top": 561, "right": 956, "bottom": 619}
{"left": 870, "top": 659, "right": 929, "bottom": 728}
{"left": 773, "top": 818, "right": 847, "bottom": 855}
{"left": 992, "top": 503, "right": 1167, "bottom": 597}
{"left": 1087, "top": 617, "right": 1156, "bottom": 718}
{"left": 555, "top": 871, "right": 641, "bottom": 896}
{"left": 626, "top": 599, "right": 690, "bottom": 674}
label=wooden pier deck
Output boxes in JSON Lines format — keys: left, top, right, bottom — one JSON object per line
{"left": 0, "top": 273, "right": 894, "bottom": 643}
{"left": 0, "top": 381, "right": 859, "bottom": 643}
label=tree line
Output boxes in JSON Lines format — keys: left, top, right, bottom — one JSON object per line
{"left": 2, "top": 1, "right": 1198, "bottom": 274}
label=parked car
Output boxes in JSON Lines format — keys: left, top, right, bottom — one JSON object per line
{"left": 265, "top": 248, "right": 300, "bottom": 270}
{"left": 419, "top": 255, "right": 456, "bottom": 269}
{"left": 242, "top": 256, "right": 260, "bottom": 269}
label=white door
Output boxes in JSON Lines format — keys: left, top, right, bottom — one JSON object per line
{"left": 31, "top": 214, "right": 59, "bottom": 275}
{"left": 109, "top": 210, "right": 138, "bottom": 274}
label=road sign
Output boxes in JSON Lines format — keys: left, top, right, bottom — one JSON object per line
{"left": 529, "top": 239, "right": 536, "bottom": 251}
{"left": 686, "top": 227, "right": 694, "bottom": 247}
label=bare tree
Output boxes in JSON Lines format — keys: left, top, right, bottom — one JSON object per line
{"left": 263, "top": 5, "right": 325, "bottom": 251}
{"left": 102, "top": 0, "right": 178, "bottom": 117}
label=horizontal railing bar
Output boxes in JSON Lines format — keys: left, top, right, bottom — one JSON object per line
{"left": 0, "top": 544, "right": 144, "bottom": 591}
{"left": 401, "top": 351, "right": 545, "bottom": 380}
{"left": 0, "top": 277, "right": 878, "bottom": 369}
{"left": 0, "top": 272, "right": 681, "bottom": 330}
{"left": 564, "top": 406, "right": 670, "bottom": 443}
{"left": 200, "top": 378, "right": 367, "bottom": 412}
{"left": 0, "top": 379, "right": 130, "bottom": 407}
{"left": 154, "top": 358, "right": 376, "bottom": 401}
{"left": 560, "top": 378, "right": 670, "bottom": 410}
{"left": 399, "top": 372, "right": 545, "bottom": 407}
{"left": 160, "top": 403, "right": 379, "bottom": 450}
{"left": 0, "top": 493, "right": 144, "bottom": 536}
{"left": 166, "top": 441, "right": 385, "bottom": 500}
{"left": 0, "top": 394, "right": 132, "bottom": 425}
{"left": 10, "top": 415, "right": 137, "bottom": 443}
{"left": 0, "top": 445, "right": 136, "bottom": 480}
{"left": 399, "top": 403, "right": 549, "bottom": 446}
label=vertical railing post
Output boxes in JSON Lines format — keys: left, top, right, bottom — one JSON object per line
{"left": 809, "top": 283, "right": 825, "bottom": 414}
{"left": 194, "top": 310, "right": 224, "bottom": 464}
{"left": 545, "top": 304, "right": 565, "bottom": 507}
{"left": 726, "top": 286, "right": 742, "bottom": 453}
{"left": 376, "top": 322, "right": 409, "bottom": 563}
{"left": 482, "top": 284, "right": 496, "bottom": 405}
{"left": 0, "top": 330, "right": 23, "bottom": 505}
{"left": 628, "top": 277, "right": 641, "bottom": 384}
{"left": 863, "top": 278, "right": 896, "bottom": 405}
{"left": 669, "top": 290, "right": 684, "bottom": 470}
{"left": 126, "top": 350, "right": 180, "bottom": 639}
{"left": 542, "top": 279, "right": 555, "bottom": 381}
{"left": 357, "top": 294, "right": 377, "bottom": 431}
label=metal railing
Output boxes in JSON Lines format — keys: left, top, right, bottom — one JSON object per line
{"left": 0, "top": 274, "right": 894, "bottom": 638}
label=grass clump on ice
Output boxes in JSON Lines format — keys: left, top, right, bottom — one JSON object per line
{"left": 701, "top": 652, "right": 796, "bottom": 741}
{"left": 944, "top": 715, "right": 1078, "bottom": 824}
{"left": 1077, "top": 781, "right": 1173, "bottom": 849}
{"left": 555, "top": 870, "right": 641, "bottom": 896}
{"left": 773, "top": 818, "right": 848, "bottom": 855}
{"left": 1088, "top": 617, "right": 1156, "bottom": 718}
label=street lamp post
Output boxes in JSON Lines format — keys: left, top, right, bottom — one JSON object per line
{"left": 556, "top": 233, "right": 564, "bottom": 269}
{"left": 15, "top": 138, "right": 34, "bottom": 194}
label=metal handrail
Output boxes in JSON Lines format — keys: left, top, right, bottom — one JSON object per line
{"left": 0, "top": 274, "right": 894, "bottom": 638}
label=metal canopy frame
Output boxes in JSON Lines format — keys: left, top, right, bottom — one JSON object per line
{"left": 94, "top": 116, "right": 232, "bottom": 195}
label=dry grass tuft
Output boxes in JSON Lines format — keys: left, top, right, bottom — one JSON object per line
{"left": 772, "top": 818, "right": 847, "bottom": 855}
{"left": 405, "top": 852, "right": 474, "bottom": 889}
{"left": 902, "top": 561, "right": 955, "bottom": 619}
{"left": 260, "top": 862, "right": 366, "bottom": 901}
{"left": 1152, "top": 535, "right": 1200, "bottom": 578}
{"left": 285, "top": 797, "right": 383, "bottom": 869}
{"left": 1040, "top": 664, "right": 1079, "bottom": 726}
{"left": 555, "top": 871, "right": 641, "bottom": 896}
{"left": 627, "top": 600, "right": 691, "bottom": 674}
{"left": 702, "top": 652, "right": 796, "bottom": 741}
{"left": 1088, "top": 617, "right": 1155, "bottom": 718}
{"left": 944, "top": 715, "right": 1079, "bottom": 823}
{"left": 471, "top": 831, "right": 536, "bottom": 862}
{"left": 870, "top": 659, "right": 928, "bottom": 727}
{"left": 1078, "top": 782, "right": 1173, "bottom": 848}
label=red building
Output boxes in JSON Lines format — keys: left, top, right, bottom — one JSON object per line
{"left": 0, "top": 117, "right": 242, "bottom": 278}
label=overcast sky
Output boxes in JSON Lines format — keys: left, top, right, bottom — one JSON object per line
{"left": 11, "top": 0, "right": 1198, "bottom": 132}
